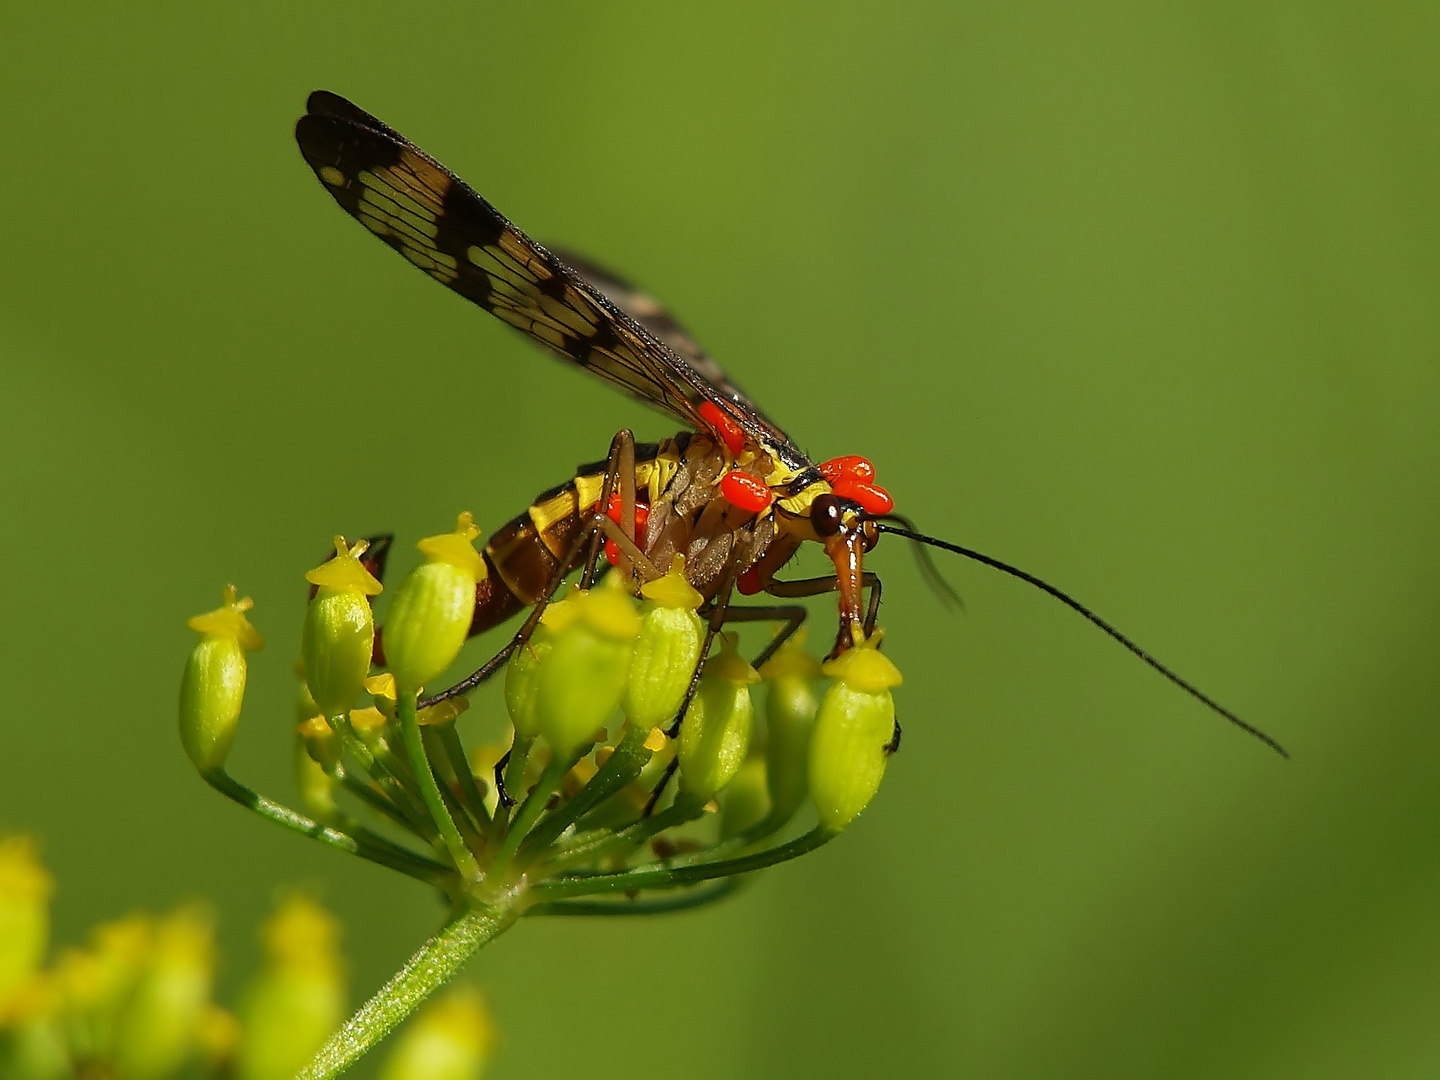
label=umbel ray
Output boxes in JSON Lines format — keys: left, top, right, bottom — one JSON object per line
{"left": 294, "top": 90, "right": 1288, "bottom": 770}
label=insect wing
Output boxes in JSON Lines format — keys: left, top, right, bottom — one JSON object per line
{"left": 547, "top": 246, "right": 788, "bottom": 439}
{"left": 295, "top": 92, "right": 794, "bottom": 452}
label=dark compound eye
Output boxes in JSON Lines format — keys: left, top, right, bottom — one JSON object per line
{"left": 810, "top": 493, "right": 845, "bottom": 538}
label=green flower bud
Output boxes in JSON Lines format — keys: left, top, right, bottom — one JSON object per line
{"left": 759, "top": 635, "right": 823, "bottom": 823}
{"left": 535, "top": 574, "right": 642, "bottom": 760}
{"left": 179, "top": 586, "right": 263, "bottom": 778}
{"left": 111, "top": 904, "right": 215, "bottom": 1080}
{"left": 294, "top": 719, "right": 340, "bottom": 823}
{"left": 383, "top": 514, "right": 487, "bottom": 691}
{"left": 624, "top": 556, "right": 705, "bottom": 729}
{"left": 808, "top": 631, "right": 902, "bottom": 832}
{"left": 0, "top": 836, "right": 53, "bottom": 1012}
{"left": 678, "top": 634, "right": 758, "bottom": 803}
{"left": 295, "top": 677, "right": 321, "bottom": 724}
{"left": 720, "top": 756, "right": 770, "bottom": 838}
{"left": 503, "top": 630, "right": 552, "bottom": 740}
{"left": 302, "top": 537, "right": 383, "bottom": 716}
{"left": 378, "top": 983, "right": 495, "bottom": 1080}
{"left": 235, "top": 895, "right": 345, "bottom": 1080}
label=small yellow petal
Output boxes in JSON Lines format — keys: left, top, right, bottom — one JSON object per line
{"left": 821, "top": 628, "right": 902, "bottom": 692}
{"left": 187, "top": 586, "right": 264, "bottom": 652}
{"left": 416, "top": 513, "right": 487, "bottom": 580}
{"left": 703, "top": 633, "right": 760, "bottom": 685}
{"left": 640, "top": 555, "right": 704, "bottom": 609}
{"left": 365, "top": 673, "right": 397, "bottom": 700}
{"left": 305, "top": 537, "right": 383, "bottom": 595}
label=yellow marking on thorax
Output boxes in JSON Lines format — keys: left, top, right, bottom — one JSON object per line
{"left": 777, "top": 480, "right": 831, "bottom": 516}
{"left": 646, "top": 443, "right": 682, "bottom": 505}
{"left": 753, "top": 439, "right": 828, "bottom": 516}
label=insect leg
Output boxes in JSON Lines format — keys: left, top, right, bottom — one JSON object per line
{"left": 712, "top": 604, "right": 810, "bottom": 671}
{"left": 581, "top": 429, "right": 639, "bottom": 589}
{"left": 640, "top": 574, "right": 743, "bottom": 817}
{"left": 641, "top": 758, "right": 681, "bottom": 819}
{"left": 641, "top": 593, "right": 806, "bottom": 817}
{"left": 421, "top": 507, "right": 637, "bottom": 708}
{"left": 763, "top": 572, "right": 884, "bottom": 637}
{"left": 492, "top": 748, "right": 514, "bottom": 808}
{"left": 766, "top": 577, "right": 899, "bottom": 754}
{"left": 662, "top": 581, "right": 736, "bottom": 740}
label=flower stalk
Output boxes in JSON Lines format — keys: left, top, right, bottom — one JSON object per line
{"left": 397, "top": 689, "right": 481, "bottom": 881}
{"left": 295, "top": 903, "right": 519, "bottom": 1080}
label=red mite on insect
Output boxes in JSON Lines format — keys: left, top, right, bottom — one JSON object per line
{"left": 296, "top": 90, "right": 1287, "bottom": 761}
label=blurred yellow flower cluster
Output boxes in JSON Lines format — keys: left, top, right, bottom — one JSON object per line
{"left": 0, "top": 837, "right": 495, "bottom": 1080}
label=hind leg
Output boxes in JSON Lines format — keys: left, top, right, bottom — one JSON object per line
{"left": 419, "top": 431, "right": 656, "bottom": 709}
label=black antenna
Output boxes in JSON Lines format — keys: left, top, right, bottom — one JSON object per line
{"left": 876, "top": 513, "right": 964, "bottom": 609}
{"left": 875, "top": 523, "right": 1288, "bottom": 759}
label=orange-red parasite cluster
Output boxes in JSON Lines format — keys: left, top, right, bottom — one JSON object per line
{"left": 719, "top": 470, "right": 774, "bottom": 513}
{"left": 593, "top": 491, "right": 651, "bottom": 566}
{"left": 700, "top": 401, "right": 747, "bottom": 457}
{"left": 819, "top": 455, "right": 894, "bottom": 515}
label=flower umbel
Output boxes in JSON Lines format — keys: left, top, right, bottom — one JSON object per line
{"left": 178, "top": 513, "right": 903, "bottom": 1077}
{"left": 0, "top": 854, "right": 494, "bottom": 1080}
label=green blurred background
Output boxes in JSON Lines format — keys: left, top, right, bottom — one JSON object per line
{"left": 3, "top": 2, "right": 1438, "bottom": 1076}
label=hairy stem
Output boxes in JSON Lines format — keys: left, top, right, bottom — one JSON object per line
{"left": 296, "top": 900, "right": 520, "bottom": 1080}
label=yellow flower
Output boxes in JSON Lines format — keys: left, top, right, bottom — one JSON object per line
{"left": 0, "top": 836, "right": 54, "bottom": 1013}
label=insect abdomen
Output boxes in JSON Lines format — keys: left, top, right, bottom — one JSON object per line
{"left": 469, "top": 482, "right": 584, "bottom": 636}
{"left": 468, "top": 445, "right": 675, "bottom": 637}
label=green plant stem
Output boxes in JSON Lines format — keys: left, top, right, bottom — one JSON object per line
{"left": 534, "top": 825, "right": 836, "bottom": 901}
{"left": 397, "top": 689, "right": 481, "bottom": 880}
{"left": 490, "top": 755, "right": 569, "bottom": 880}
{"left": 335, "top": 771, "right": 438, "bottom": 844}
{"left": 676, "top": 808, "right": 791, "bottom": 865}
{"left": 431, "top": 747, "right": 489, "bottom": 855}
{"left": 296, "top": 900, "right": 520, "bottom": 1080}
{"left": 520, "top": 723, "right": 652, "bottom": 858}
{"left": 320, "top": 804, "right": 438, "bottom": 874}
{"left": 433, "top": 723, "right": 491, "bottom": 828}
{"left": 528, "top": 878, "right": 742, "bottom": 916}
{"left": 328, "top": 714, "right": 432, "bottom": 835}
{"left": 537, "top": 797, "right": 703, "bottom": 875}
{"left": 203, "top": 770, "right": 450, "bottom": 882}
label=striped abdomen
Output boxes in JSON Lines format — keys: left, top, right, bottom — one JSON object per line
{"left": 467, "top": 439, "right": 684, "bottom": 637}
